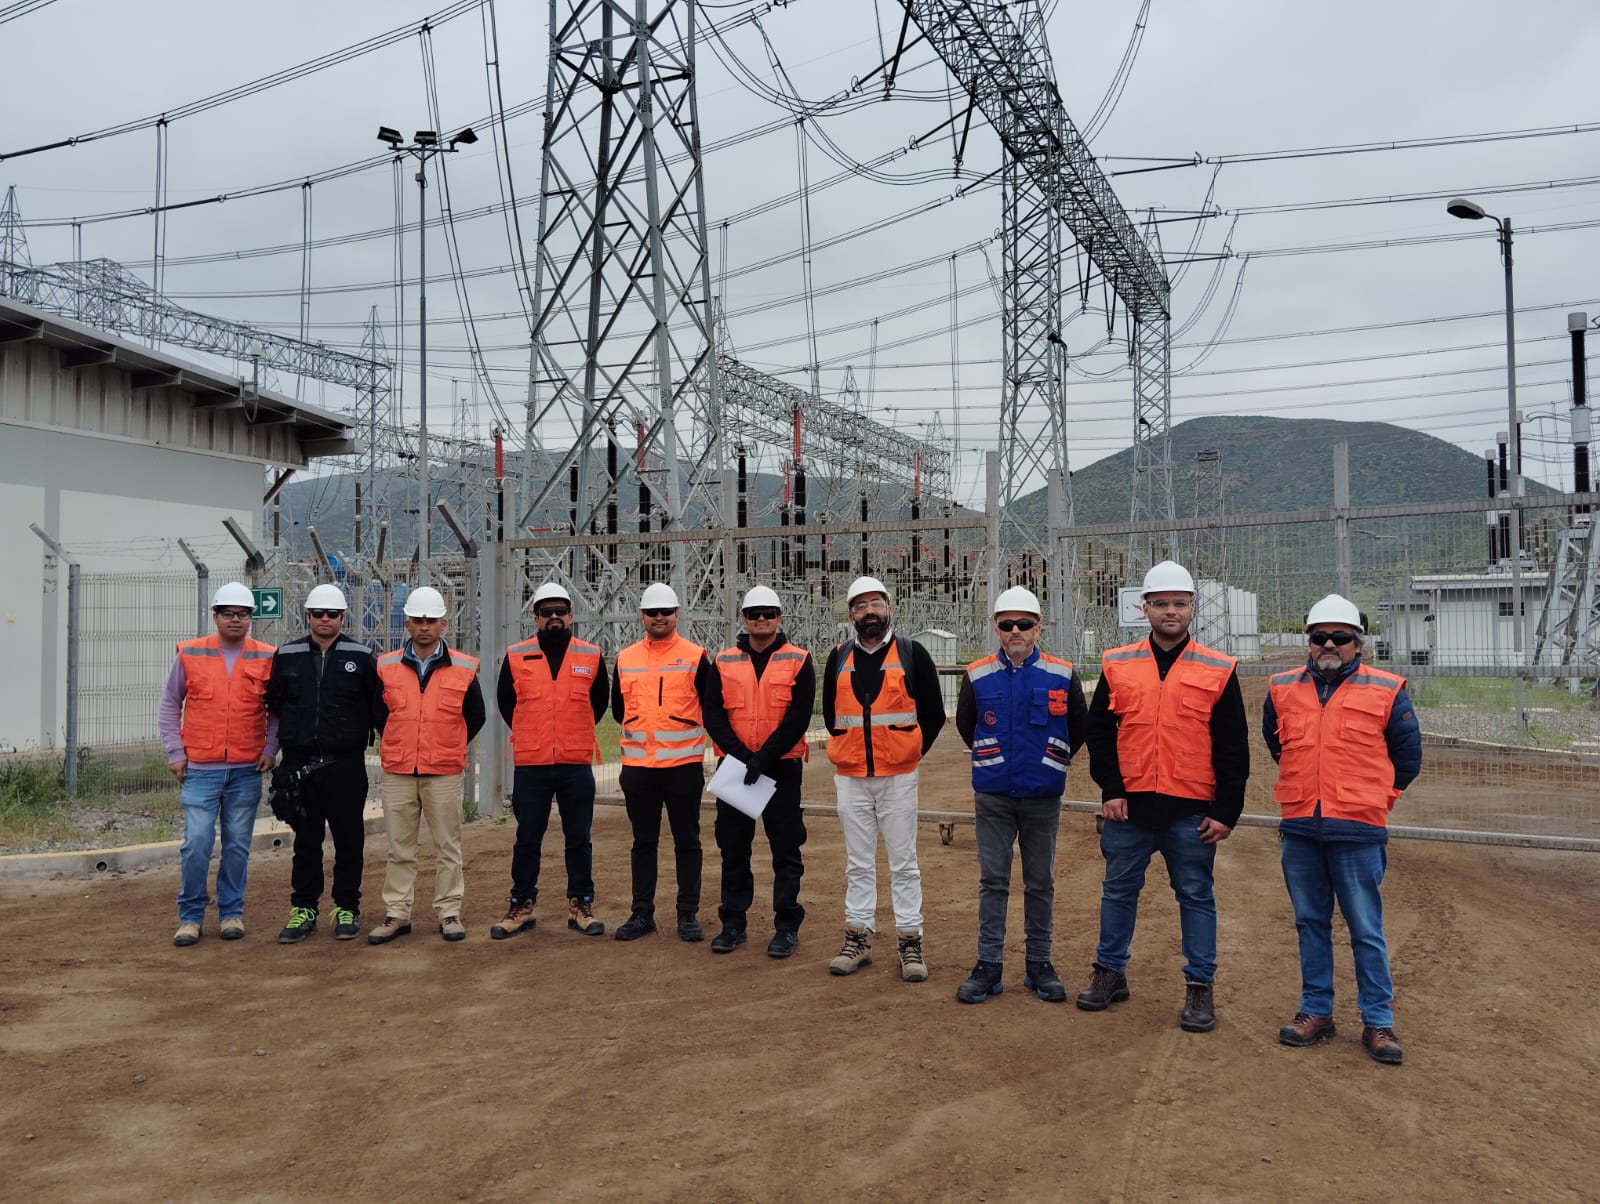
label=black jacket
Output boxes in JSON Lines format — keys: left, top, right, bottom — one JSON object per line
{"left": 701, "top": 631, "right": 817, "bottom": 768}
{"left": 266, "top": 633, "right": 383, "bottom": 759}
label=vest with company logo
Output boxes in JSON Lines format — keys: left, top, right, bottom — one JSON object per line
{"left": 712, "top": 641, "right": 811, "bottom": 762}
{"left": 1268, "top": 665, "right": 1407, "bottom": 827}
{"left": 827, "top": 638, "right": 921, "bottom": 778}
{"left": 506, "top": 636, "right": 603, "bottom": 766}
{"left": 177, "top": 635, "right": 275, "bottom": 763}
{"left": 376, "top": 646, "right": 480, "bottom": 775}
{"left": 965, "top": 648, "right": 1074, "bottom": 797}
{"left": 616, "top": 634, "right": 708, "bottom": 768}
{"left": 1101, "top": 638, "right": 1236, "bottom": 802}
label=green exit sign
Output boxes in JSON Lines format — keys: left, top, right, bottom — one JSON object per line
{"left": 252, "top": 587, "right": 283, "bottom": 618}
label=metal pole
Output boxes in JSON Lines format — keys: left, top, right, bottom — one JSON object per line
{"left": 1333, "top": 441, "right": 1351, "bottom": 597}
{"left": 480, "top": 540, "right": 509, "bottom": 819}
{"left": 1501, "top": 218, "right": 1527, "bottom": 740}
{"left": 177, "top": 538, "right": 208, "bottom": 637}
{"left": 417, "top": 158, "right": 430, "bottom": 564}
{"left": 30, "top": 525, "right": 80, "bottom": 797}
{"left": 985, "top": 450, "right": 1001, "bottom": 610}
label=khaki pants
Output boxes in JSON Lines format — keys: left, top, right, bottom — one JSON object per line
{"left": 379, "top": 771, "right": 465, "bottom": 920}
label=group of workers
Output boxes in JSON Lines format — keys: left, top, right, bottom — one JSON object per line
{"left": 160, "top": 560, "right": 1419, "bottom": 1064}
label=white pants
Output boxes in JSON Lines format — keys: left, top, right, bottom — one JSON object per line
{"left": 834, "top": 770, "right": 922, "bottom": 933}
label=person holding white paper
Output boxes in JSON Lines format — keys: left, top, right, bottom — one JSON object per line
{"left": 701, "top": 586, "right": 816, "bottom": 958}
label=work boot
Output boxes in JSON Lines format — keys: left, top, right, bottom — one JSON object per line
{"left": 828, "top": 925, "right": 873, "bottom": 976}
{"left": 1278, "top": 1012, "right": 1337, "bottom": 1047}
{"left": 1362, "top": 1025, "right": 1404, "bottom": 1065}
{"left": 1075, "top": 963, "right": 1130, "bottom": 1011}
{"left": 766, "top": 930, "right": 800, "bottom": 959}
{"left": 368, "top": 916, "right": 412, "bottom": 945}
{"left": 1024, "top": 959, "right": 1067, "bottom": 1003}
{"left": 897, "top": 932, "right": 929, "bottom": 983}
{"left": 677, "top": 912, "right": 704, "bottom": 943}
{"left": 172, "top": 921, "right": 201, "bottom": 948}
{"left": 439, "top": 916, "right": 467, "bottom": 942}
{"left": 614, "top": 912, "right": 657, "bottom": 942}
{"left": 219, "top": 917, "right": 245, "bottom": 941}
{"left": 567, "top": 897, "right": 604, "bottom": 937}
{"left": 332, "top": 907, "right": 361, "bottom": 941}
{"left": 1180, "top": 980, "right": 1216, "bottom": 1032}
{"left": 277, "top": 906, "right": 318, "bottom": 944}
{"left": 955, "top": 960, "right": 1004, "bottom": 1004}
{"left": 710, "top": 926, "right": 747, "bottom": 953}
{"left": 490, "top": 897, "right": 536, "bottom": 940}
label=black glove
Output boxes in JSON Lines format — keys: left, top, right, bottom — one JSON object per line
{"left": 743, "top": 754, "right": 770, "bottom": 785}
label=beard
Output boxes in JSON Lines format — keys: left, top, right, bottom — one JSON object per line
{"left": 853, "top": 613, "right": 887, "bottom": 641}
{"left": 1314, "top": 652, "right": 1343, "bottom": 674}
{"left": 538, "top": 623, "right": 573, "bottom": 648}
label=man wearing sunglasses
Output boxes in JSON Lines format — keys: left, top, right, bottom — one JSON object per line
{"left": 266, "top": 583, "right": 384, "bottom": 944}
{"left": 1079, "top": 560, "right": 1249, "bottom": 1034}
{"left": 701, "top": 585, "right": 816, "bottom": 958}
{"left": 1263, "top": 593, "right": 1420, "bottom": 1066}
{"left": 953, "top": 586, "right": 1086, "bottom": 1004}
{"left": 491, "top": 582, "right": 611, "bottom": 941}
{"left": 160, "top": 582, "right": 279, "bottom": 947}
{"left": 612, "top": 582, "right": 715, "bottom": 942}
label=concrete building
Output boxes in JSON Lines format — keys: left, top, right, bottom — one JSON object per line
{"left": 1406, "top": 568, "right": 1549, "bottom": 669}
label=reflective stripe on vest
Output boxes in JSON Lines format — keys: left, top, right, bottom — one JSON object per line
{"left": 1269, "top": 666, "right": 1406, "bottom": 826}
{"left": 826, "top": 641, "right": 921, "bottom": 778}
{"left": 507, "top": 637, "right": 602, "bottom": 766}
{"left": 614, "top": 633, "right": 707, "bottom": 767}
{"left": 1102, "top": 639, "right": 1234, "bottom": 802}
{"left": 377, "top": 648, "right": 479, "bottom": 775}
{"left": 964, "top": 649, "right": 1075, "bottom": 797}
{"left": 711, "top": 643, "right": 811, "bottom": 762}
{"left": 177, "top": 635, "right": 274, "bottom": 763}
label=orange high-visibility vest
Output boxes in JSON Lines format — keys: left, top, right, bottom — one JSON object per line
{"left": 827, "top": 640, "right": 921, "bottom": 778}
{"left": 505, "top": 637, "right": 603, "bottom": 766}
{"left": 712, "top": 643, "right": 811, "bottom": 762}
{"left": 377, "top": 647, "right": 480, "bottom": 775}
{"left": 177, "top": 635, "right": 275, "bottom": 762}
{"left": 1269, "top": 666, "right": 1407, "bottom": 827}
{"left": 615, "top": 634, "right": 707, "bottom": 768}
{"left": 1100, "top": 638, "right": 1236, "bottom": 801}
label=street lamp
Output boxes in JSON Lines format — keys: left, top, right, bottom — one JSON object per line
{"left": 378, "top": 124, "right": 478, "bottom": 561}
{"left": 1448, "top": 196, "right": 1525, "bottom": 733}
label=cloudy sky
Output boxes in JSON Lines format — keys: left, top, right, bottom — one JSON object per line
{"left": 4, "top": 0, "right": 1598, "bottom": 512}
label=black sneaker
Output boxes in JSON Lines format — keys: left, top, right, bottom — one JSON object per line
{"left": 1024, "top": 959, "right": 1067, "bottom": 1003}
{"left": 710, "top": 926, "right": 747, "bottom": 954}
{"left": 277, "top": 906, "right": 318, "bottom": 945}
{"left": 677, "top": 912, "right": 704, "bottom": 943}
{"left": 614, "top": 912, "right": 657, "bottom": 942}
{"left": 332, "top": 907, "right": 361, "bottom": 941}
{"left": 955, "top": 960, "right": 1005, "bottom": 1004}
{"left": 766, "top": 930, "right": 800, "bottom": 959}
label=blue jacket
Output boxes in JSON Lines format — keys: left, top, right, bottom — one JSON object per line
{"left": 964, "top": 646, "right": 1078, "bottom": 798}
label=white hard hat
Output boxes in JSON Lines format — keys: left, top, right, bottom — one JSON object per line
{"left": 305, "top": 583, "right": 348, "bottom": 611}
{"left": 741, "top": 585, "right": 782, "bottom": 611}
{"left": 993, "top": 585, "right": 1042, "bottom": 617}
{"left": 403, "top": 586, "right": 448, "bottom": 619}
{"left": 1140, "top": 560, "right": 1195, "bottom": 597}
{"left": 640, "top": 582, "right": 680, "bottom": 610}
{"left": 211, "top": 581, "right": 255, "bottom": 611}
{"left": 846, "top": 576, "right": 890, "bottom": 605}
{"left": 1305, "top": 593, "right": 1365, "bottom": 633}
{"left": 532, "top": 581, "right": 571, "bottom": 607}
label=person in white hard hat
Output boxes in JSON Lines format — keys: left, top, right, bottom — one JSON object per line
{"left": 490, "top": 581, "right": 612, "bottom": 941}
{"left": 367, "top": 586, "right": 486, "bottom": 946}
{"left": 701, "top": 585, "right": 816, "bottom": 958}
{"left": 611, "top": 582, "right": 716, "bottom": 942}
{"left": 1078, "top": 559, "right": 1249, "bottom": 1034}
{"left": 158, "top": 582, "right": 279, "bottom": 947}
{"left": 822, "top": 576, "right": 946, "bottom": 983}
{"left": 266, "top": 583, "right": 383, "bottom": 945}
{"left": 1263, "top": 593, "right": 1421, "bottom": 1066}
{"left": 952, "top": 585, "right": 1086, "bottom": 1004}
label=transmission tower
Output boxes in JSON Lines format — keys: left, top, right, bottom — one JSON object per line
{"left": 1, "top": 186, "right": 32, "bottom": 300}
{"left": 1190, "top": 448, "right": 1226, "bottom": 578}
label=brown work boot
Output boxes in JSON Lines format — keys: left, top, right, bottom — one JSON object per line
{"left": 439, "top": 916, "right": 467, "bottom": 942}
{"left": 828, "top": 925, "right": 873, "bottom": 976}
{"left": 489, "top": 897, "right": 536, "bottom": 940}
{"left": 172, "top": 921, "right": 201, "bottom": 947}
{"left": 219, "top": 917, "right": 245, "bottom": 941}
{"left": 1278, "top": 1012, "right": 1337, "bottom": 1047}
{"left": 1075, "top": 963, "right": 1130, "bottom": 1011}
{"left": 367, "top": 916, "right": 412, "bottom": 945}
{"left": 897, "top": 931, "right": 929, "bottom": 983}
{"left": 1180, "top": 980, "right": 1216, "bottom": 1032}
{"left": 1362, "top": 1025, "right": 1404, "bottom": 1065}
{"left": 567, "top": 897, "right": 605, "bottom": 937}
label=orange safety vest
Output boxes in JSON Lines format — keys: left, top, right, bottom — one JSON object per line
{"left": 1268, "top": 666, "right": 1407, "bottom": 827}
{"left": 615, "top": 634, "right": 707, "bottom": 768}
{"left": 376, "top": 646, "right": 480, "bottom": 775}
{"left": 177, "top": 635, "right": 274, "bottom": 763}
{"left": 505, "top": 636, "right": 603, "bottom": 766}
{"left": 712, "top": 643, "right": 811, "bottom": 762}
{"left": 1100, "top": 638, "right": 1236, "bottom": 802}
{"left": 827, "top": 639, "right": 922, "bottom": 778}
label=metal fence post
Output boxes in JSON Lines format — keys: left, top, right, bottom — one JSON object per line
{"left": 985, "top": 450, "right": 1001, "bottom": 608}
{"left": 177, "top": 538, "right": 209, "bottom": 636}
{"left": 436, "top": 501, "right": 483, "bottom": 815}
{"left": 30, "top": 524, "right": 80, "bottom": 797}
{"left": 480, "top": 540, "right": 510, "bottom": 819}
{"left": 1333, "top": 441, "right": 1352, "bottom": 598}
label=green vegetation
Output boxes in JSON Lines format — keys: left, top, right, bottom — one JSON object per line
{"left": 0, "top": 748, "right": 183, "bottom": 851}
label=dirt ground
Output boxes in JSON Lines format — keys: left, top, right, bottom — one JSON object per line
{"left": 3, "top": 739, "right": 1598, "bottom": 1204}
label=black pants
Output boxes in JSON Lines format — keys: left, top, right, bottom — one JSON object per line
{"left": 509, "top": 763, "right": 597, "bottom": 904}
{"left": 287, "top": 751, "right": 369, "bottom": 912}
{"left": 619, "top": 763, "right": 703, "bottom": 918}
{"left": 715, "top": 759, "right": 807, "bottom": 933}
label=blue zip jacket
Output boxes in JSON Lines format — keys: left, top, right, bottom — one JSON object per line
{"left": 963, "top": 646, "right": 1080, "bottom": 798}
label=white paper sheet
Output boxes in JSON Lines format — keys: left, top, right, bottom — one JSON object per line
{"left": 707, "top": 754, "right": 778, "bottom": 819}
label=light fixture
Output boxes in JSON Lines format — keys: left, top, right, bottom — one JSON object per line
{"left": 413, "top": 130, "right": 438, "bottom": 146}
{"left": 376, "top": 126, "right": 402, "bottom": 147}
{"left": 449, "top": 126, "right": 479, "bottom": 148}
{"left": 1446, "top": 197, "right": 1486, "bottom": 222}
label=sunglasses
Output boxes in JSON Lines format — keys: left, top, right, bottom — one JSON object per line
{"left": 642, "top": 607, "right": 677, "bottom": 618}
{"left": 996, "top": 618, "right": 1038, "bottom": 633}
{"left": 213, "top": 609, "right": 252, "bottom": 620}
{"left": 1309, "top": 631, "right": 1358, "bottom": 647}
{"left": 536, "top": 606, "right": 571, "bottom": 618}
{"left": 743, "top": 607, "right": 780, "bottom": 621}
{"left": 307, "top": 609, "right": 345, "bottom": 619}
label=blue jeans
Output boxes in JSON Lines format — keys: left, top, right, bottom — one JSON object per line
{"left": 177, "top": 767, "right": 264, "bottom": 923}
{"left": 1094, "top": 816, "right": 1217, "bottom": 984}
{"left": 1280, "top": 833, "right": 1393, "bottom": 1027}
{"left": 973, "top": 792, "right": 1061, "bottom": 963}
